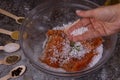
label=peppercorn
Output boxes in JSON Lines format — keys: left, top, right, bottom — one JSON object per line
{"left": 11, "top": 67, "right": 22, "bottom": 77}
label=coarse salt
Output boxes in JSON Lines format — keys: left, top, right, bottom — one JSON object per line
{"left": 88, "top": 44, "right": 103, "bottom": 67}
{"left": 70, "top": 27, "right": 88, "bottom": 36}
{"left": 41, "top": 21, "right": 103, "bottom": 72}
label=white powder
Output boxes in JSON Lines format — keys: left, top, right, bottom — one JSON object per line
{"left": 71, "top": 27, "right": 88, "bottom": 36}
{"left": 88, "top": 44, "right": 103, "bottom": 67}
{"left": 53, "top": 22, "right": 72, "bottom": 30}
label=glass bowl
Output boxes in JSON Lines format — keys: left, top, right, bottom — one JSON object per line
{"left": 20, "top": 0, "right": 117, "bottom": 78}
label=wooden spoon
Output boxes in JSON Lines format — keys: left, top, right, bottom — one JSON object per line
{"left": 0, "top": 28, "right": 19, "bottom": 40}
{"left": 0, "top": 43, "right": 20, "bottom": 53}
{"left": 0, "top": 8, "right": 25, "bottom": 24}
{"left": 0, "top": 54, "right": 20, "bottom": 65}
{"left": 0, "top": 65, "right": 26, "bottom": 80}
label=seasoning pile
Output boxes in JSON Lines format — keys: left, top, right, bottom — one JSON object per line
{"left": 39, "top": 20, "right": 103, "bottom": 72}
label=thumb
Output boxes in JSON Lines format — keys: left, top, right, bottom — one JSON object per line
{"left": 76, "top": 10, "right": 94, "bottom": 18}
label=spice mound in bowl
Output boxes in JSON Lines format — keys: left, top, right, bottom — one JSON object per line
{"left": 39, "top": 21, "right": 103, "bottom": 72}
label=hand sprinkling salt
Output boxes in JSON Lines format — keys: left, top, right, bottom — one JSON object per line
{"left": 64, "top": 18, "right": 92, "bottom": 41}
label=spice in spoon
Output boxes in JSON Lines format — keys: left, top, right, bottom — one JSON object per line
{"left": 17, "top": 17, "right": 25, "bottom": 24}
{"left": 5, "top": 55, "right": 20, "bottom": 65}
{"left": 11, "top": 67, "right": 23, "bottom": 77}
{"left": 0, "top": 65, "right": 26, "bottom": 80}
{"left": 10, "top": 65, "right": 26, "bottom": 78}
{"left": 0, "top": 28, "right": 20, "bottom": 40}
{"left": 2, "top": 43, "right": 20, "bottom": 53}
{"left": 11, "top": 31, "right": 20, "bottom": 40}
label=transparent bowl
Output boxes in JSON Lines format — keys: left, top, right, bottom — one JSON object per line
{"left": 20, "top": 0, "right": 117, "bottom": 78}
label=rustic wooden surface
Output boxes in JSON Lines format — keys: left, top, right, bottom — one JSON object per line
{"left": 0, "top": 0, "right": 120, "bottom": 80}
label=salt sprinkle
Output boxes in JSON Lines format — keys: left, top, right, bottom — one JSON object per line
{"left": 71, "top": 27, "right": 88, "bottom": 36}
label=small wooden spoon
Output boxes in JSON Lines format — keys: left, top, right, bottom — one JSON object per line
{"left": 0, "top": 43, "right": 20, "bottom": 53}
{"left": 0, "top": 65, "right": 26, "bottom": 80}
{"left": 0, "top": 54, "right": 20, "bottom": 65}
{"left": 0, "top": 28, "right": 19, "bottom": 40}
{"left": 0, "top": 8, "right": 25, "bottom": 24}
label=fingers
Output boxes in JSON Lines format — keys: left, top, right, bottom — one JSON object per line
{"left": 70, "top": 30, "right": 100, "bottom": 41}
{"left": 72, "top": 33, "right": 93, "bottom": 41}
{"left": 76, "top": 6, "right": 116, "bottom": 22}
{"left": 65, "top": 18, "right": 90, "bottom": 36}
{"left": 76, "top": 10, "right": 94, "bottom": 18}
{"left": 68, "top": 20, "right": 110, "bottom": 41}
{"left": 69, "top": 6, "right": 118, "bottom": 41}
{"left": 68, "top": 23, "right": 104, "bottom": 41}
{"left": 65, "top": 19, "right": 81, "bottom": 35}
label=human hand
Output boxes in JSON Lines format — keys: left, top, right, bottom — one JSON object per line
{"left": 65, "top": 4, "right": 120, "bottom": 41}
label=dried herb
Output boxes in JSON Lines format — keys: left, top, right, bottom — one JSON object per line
{"left": 75, "top": 46, "right": 80, "bottom": 51}
{"left": 11, "top": 67, "right": 22, "bottom": 77}
{"left": 70, "top": 41, "right": 75, "bottom": 47}
{"left": 6, "top": 55, "right": 19, "bottom": 64}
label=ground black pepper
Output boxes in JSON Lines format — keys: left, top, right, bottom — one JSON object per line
{"left": 6, "top": 55, "right": 19, "bottom": 64}
{"left": 11, "top": 67, "right": 22, "bottom": 77}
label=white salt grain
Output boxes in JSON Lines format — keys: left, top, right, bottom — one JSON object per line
{"left": 53, "top": 23, "right": 72, "bottom": 30}
{"left": 88, "top": 44, "right": 103, "bottom": 67}
{"left": 71, "top": 27, "right": 88, "bottom": 36}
